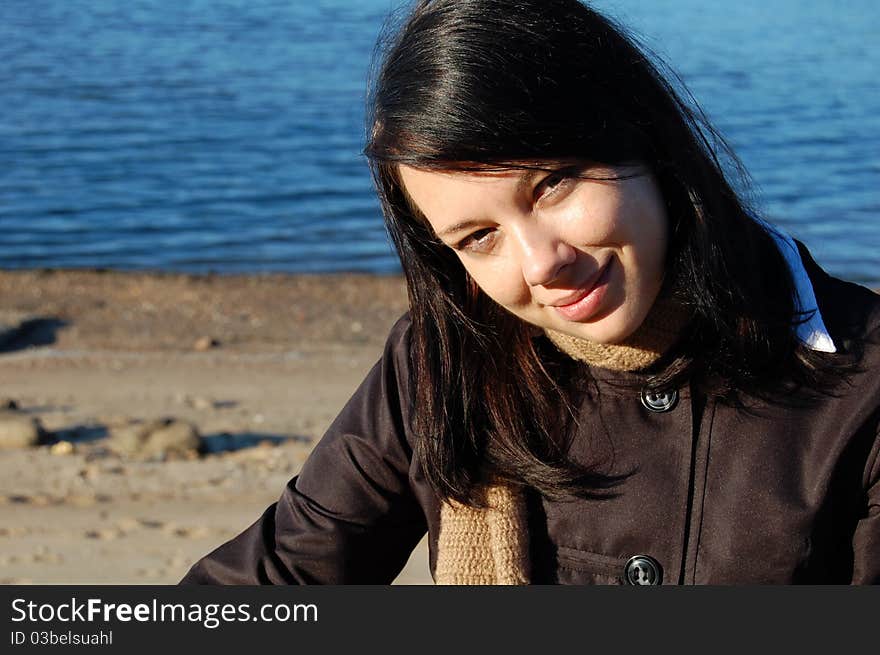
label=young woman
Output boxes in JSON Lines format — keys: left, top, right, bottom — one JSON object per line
{"left": 182, "top": 0, "right": 880, "bottom": 585}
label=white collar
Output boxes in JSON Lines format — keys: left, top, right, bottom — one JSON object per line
{"left": 760, "top": 220, "right": 837, "bottom": 353}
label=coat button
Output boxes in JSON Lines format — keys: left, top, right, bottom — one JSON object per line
{"left": 624, "top": 555, "right": 663, "bottom": 585}
{"left": 640, "top": 388, "right": 678, "bottom": 412}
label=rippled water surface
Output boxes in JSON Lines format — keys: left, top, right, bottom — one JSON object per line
{"left": 1, "top": 0, "right": 877, "bottom": 285}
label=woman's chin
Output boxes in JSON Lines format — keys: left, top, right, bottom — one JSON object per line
{"left": 559, "top": 304, "right": 653, "bottom": 345}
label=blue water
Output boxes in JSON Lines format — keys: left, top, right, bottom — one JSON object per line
{"left": 1, "top": 0, "right": 877, "bottom": 286}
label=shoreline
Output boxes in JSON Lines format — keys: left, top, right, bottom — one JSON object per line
{"left": 0, "top": 268, "right": 409, "bottom": 353}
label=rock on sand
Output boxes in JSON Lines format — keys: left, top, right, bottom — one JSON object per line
{"left": 108, "top": 418, "right": 201, "bottom": 459}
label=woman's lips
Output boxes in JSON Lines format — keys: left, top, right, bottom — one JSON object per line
{"left": 551, "top": 260, "right": 612, "bottom": 322}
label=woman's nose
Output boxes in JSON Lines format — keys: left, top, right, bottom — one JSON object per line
{"left": 516, "top": 224, "right": 577, "bottom": 287}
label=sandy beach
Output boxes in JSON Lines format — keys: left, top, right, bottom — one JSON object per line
{"left": 0, "top": 269, "right": 432, "bottom": 584}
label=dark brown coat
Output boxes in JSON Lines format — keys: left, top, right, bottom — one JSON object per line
{"left": 181, "top": 248, "right": 880, "bottom": 585}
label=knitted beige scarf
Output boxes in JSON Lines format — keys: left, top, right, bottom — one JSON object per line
{"left": 434, "top": 291, "right": 690, "bottom": 585}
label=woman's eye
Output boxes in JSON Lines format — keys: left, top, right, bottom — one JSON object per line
{"left": 457, "top": 228, "right": 496, "bottom": 253}
{"left": 544, "top": 173, "right": 566, "bottom": 190}
{"left": 535, "top": 168, "right": 577, "bottom": 201}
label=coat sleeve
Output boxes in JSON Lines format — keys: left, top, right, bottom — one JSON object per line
{"left": 179, "top": 315, "right": 428, "bottom": 584}
{"left": 851, "top": 422, "right": 880, "bottom": 584}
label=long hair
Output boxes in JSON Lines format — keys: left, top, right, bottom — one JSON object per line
{"left": 363, "top": 0, "right": 848, "bottom": 506}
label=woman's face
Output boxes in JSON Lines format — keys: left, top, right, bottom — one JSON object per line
{"left": 398, "top": 162, "right": 669, "bottom": 344}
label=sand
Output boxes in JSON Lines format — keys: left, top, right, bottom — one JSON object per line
{"left": 0, "top": 269, "right": 432, "bottom": 584}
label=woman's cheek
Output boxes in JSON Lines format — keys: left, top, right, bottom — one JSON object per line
{"left": 559, "top": 203, "right": 619, "bottom": 245}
